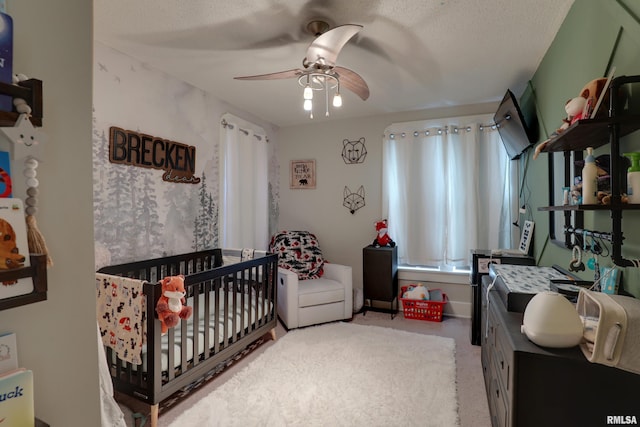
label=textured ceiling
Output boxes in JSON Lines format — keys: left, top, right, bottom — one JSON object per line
{"left": 94, "top": 0, "right": 574, "bottom": 128}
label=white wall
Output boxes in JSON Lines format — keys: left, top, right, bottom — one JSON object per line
{"left": 0, "top": 2, "right": 100, "bottom": 425}
{"left": 277, "top": 103, "right": 497, "bottom": 307}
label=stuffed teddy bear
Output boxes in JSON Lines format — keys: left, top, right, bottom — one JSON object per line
{"left": 403, "top": 284, "right": 430, "bottom": 300}
{"left": 155, "top": 274, "right": 192, "bottom": 335}
{"left": 372, "top": 219, "right": 396, "bottom": 247}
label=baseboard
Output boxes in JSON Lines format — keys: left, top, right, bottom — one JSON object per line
{"left": 442, "top": 300, "right": 471, "bottom": 319}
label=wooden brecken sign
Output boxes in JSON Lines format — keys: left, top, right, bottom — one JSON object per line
{"left": 109, "top": 126, "right": 201, "bottom": 184}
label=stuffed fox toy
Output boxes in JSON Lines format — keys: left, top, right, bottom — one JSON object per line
{"left": 155, "top": 275, "right": 192, "bottom": 335}
{"left": 372, "top": 219, "right": 396, "bottom": 247}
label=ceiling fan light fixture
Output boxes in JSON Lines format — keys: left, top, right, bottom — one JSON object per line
{"left": 303, "top": 98, "right": 313, "bottom": 111}
{"left": 332, "top": 92, "right": 342, "bottom": 107}
{"left": 303, "top": 84, "right": 313, "bottom": 100}
{"left": 234, "top": 23, "right": 369, "bottom": 120}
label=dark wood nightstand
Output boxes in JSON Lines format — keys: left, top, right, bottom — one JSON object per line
{"left": 362, "top": 245, "right": 398, "bottom": 317}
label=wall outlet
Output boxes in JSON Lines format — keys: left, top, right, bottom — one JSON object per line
{"left": 478, "top": 257, "right": 501, "bottom": 274}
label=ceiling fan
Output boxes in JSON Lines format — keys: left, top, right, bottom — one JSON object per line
{"left": 234, "top": 21, "right": 370, "bottom": 117}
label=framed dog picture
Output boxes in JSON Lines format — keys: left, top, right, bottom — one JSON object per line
{"left": 290, "top": 159, "right": 316, "bottom": 189}
{"left": 0, "top": 199, "right": 33, "bottom": 299}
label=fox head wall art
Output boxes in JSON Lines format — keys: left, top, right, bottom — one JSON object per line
{"left": 343, "top": 185, "right": 365, "bottom": 214}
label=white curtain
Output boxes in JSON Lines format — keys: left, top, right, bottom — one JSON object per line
{"left": 219, "top": 114, "right": 269, "bottom": 250}
{"left": 382, "top": 115, "right": 518, "bottom": 268}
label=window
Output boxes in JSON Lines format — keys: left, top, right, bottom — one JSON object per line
{"left": 382, "top": 114, "right": 518, "bottom": 270}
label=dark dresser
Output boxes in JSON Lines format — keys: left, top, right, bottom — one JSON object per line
{"left": 481, "top": 274, "right": 640, "bottom": 427}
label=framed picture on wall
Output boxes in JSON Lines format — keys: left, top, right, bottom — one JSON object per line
{"left": 290, "top": 159, "right": 316, "bottom": 189}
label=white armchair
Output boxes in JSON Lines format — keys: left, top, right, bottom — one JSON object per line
{"left": 270, "top": 231, "right": 353, "bottom": 329}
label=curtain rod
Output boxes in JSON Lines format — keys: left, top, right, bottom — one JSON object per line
{"left": 385, "top": 123, "right": 497, "bottom": 139}
{"left": 221, "top": 118, "right": 269, "bottom": 142}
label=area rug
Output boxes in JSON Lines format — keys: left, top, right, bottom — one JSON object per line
{"left": 169, "top": 322, "right": 459, "bottom": 427}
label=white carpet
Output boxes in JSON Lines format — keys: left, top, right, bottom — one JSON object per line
{"left": 169, "top": 322, "right": 459, "bottom": 427}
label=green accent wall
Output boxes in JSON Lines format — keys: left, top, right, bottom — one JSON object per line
{"left": 528, "top": 0, "right": 640, "bottom": 296}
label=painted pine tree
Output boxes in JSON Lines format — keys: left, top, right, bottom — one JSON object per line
{"left": 162, "top": 176, "right": 194, "bottom": 255}
{"left": 92, "top": 125, "right": 109, "bottom": 244}
{"left": 103, "top": 162, "right": 133, "bottom": 263}
{"left": 122, "top": 165, "right": 142, "bottom": 261}
{"left": 192, "top": 172, "right": 216, "bottom": 250}
{"left": 137, "top": 170, "right": 163, "bottom": 259}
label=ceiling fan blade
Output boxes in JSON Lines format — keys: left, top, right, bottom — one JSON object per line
{"left": 334, "top": 66, "right": 370, "bottom": 101}
{"left": 234, "top": 69, "right": 303, "bottom": 81}
{"left": 305, "top": 24, "right": 362, "bottom": 68}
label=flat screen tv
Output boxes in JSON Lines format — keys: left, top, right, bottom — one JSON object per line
{"left": 494, "top": 89, "right": 537, "bottom": 160}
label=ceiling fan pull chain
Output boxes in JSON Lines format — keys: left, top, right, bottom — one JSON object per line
{"left": 325, "top": 76, "right": 329, "bottom": 117}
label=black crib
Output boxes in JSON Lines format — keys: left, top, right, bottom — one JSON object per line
{"left": 97, "top": 249, "right": 278, "bottom": 426}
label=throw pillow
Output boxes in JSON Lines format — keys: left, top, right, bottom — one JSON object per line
{"left": 269, "top": 231, "right": 324, "bottom": 279}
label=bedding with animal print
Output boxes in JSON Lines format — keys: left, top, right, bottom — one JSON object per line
{"left": 269, "top": 231, "right": 325, "bottom": 280}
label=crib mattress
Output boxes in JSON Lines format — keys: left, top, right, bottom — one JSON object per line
{"left": 122, "top": 290, "right": 271, "bottom": 373}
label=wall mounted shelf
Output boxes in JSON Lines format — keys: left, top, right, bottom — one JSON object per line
{"left": 0, "top": 254, "right": 48, "bottom": 310}
{"left": 538, "top": 75, "right": 640, "bottom": 268}
{"left": 541, "top": 115, "right": 640, "bottom": 153}
{"left": 538, "top": 203, "right": 640, "bottom": 211}
{"left": 0, "top": 78, "right": 47, "bottom": 310}
{"left": 0, "top": 79, "right": 42, "bottom": 126}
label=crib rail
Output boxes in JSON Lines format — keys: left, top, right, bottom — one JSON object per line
{"left": 97, "top": 249, "right": 278, "bottom": 406}
{"left": 98, "top": 249, "right": 223, "bottom": 282}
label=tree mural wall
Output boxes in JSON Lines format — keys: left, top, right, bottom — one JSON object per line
{"left": 193, "top": 172, "right": 218, "bottom": 251}
{"left": 92, "top": 43, "right": 278, "bottom": 266}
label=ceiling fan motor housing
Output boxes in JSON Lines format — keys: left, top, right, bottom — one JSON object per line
{"left": 306, "top": 20, "right": 331, "bottom": 37}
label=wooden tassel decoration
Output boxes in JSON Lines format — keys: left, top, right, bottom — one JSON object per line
{"left": 23, "top": 158, "right": 52, "bottom": 267}
{"left": 26, "top": 214, "right": 52, "bottom": 266}
{"left": 6, "top": 76, "right": 53, "bottom": 266}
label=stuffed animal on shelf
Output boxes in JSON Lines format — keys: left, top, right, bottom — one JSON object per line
{"left": 155, "top": 274, "right": 192, "bottom": 335}
{"left": 562, "top": 96, "right": 587, "bottom": 128}
{"left": 533, "top": 77, "right": 609, "bottom": 160}
{"left": 403, "top": 284, "right": 430, "bottom": 300}
{"left": 372, "top": 219, "right": 396, "bottom": 247}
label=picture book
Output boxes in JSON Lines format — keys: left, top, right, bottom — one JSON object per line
{"left": 0, "top": 198, "right": 33, "bottom": 296}
{"left": 0, "top": 12, "right": 12, "bottom": 112}
{"left": 0, "top": 151, "right": 11, "bottom": 197}
{"left": 0, "top": 332, "right": 17, "bottom": 374}
{"left": 590, "top": 66, "right": 616, "bottom": 119}
{"left": 0, "top": 368, "right": 34, "bottom": 427}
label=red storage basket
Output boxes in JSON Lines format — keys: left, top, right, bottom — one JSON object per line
{"left": 400, "top": 285, "right": 448, "bottom": 322}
